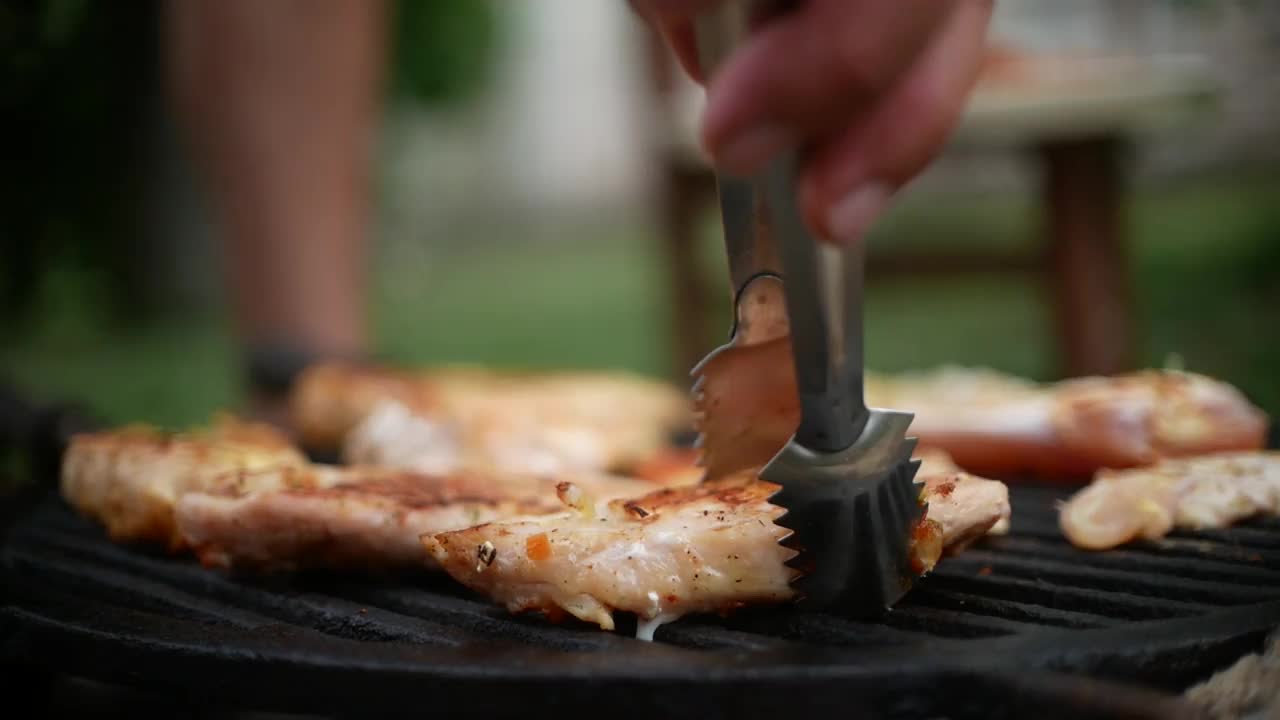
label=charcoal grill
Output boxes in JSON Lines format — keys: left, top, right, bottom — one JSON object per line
{"left": 2, "top": 382, "right": 1279, "bottom": 719}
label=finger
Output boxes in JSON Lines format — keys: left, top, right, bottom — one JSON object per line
{"left": 632, "top": 0, "right": 732, "bottom": 25}
{"left": 628, "top": 0, "right": 730, "bottom": 84}
{"left": 797, "top": 0, "right": 994, "bottom": 247}
{"left": 657, "top": 18, "right": 706, "bottom": 83}
{"left": 700, "top": 0, "right": 954, "bottom": 175}
{"left": 629, "top": 0, "right": 726, "bottom": 21}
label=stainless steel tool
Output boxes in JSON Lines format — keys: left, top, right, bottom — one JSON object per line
{"left": 685, "top": 3, "right": 792, "bottom": 482}
{"left": 688, "top": 2, "right": 789, "bottom": 351}
{"left": 690, "top": 0, "right": 927, "bottom": 616}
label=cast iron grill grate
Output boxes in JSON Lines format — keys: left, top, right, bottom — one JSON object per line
{"left": 2, "top": 386, "right": 1278, "bottom": 718}
{"left": 4, "top": 481, "right": 1279, "bottom": 719}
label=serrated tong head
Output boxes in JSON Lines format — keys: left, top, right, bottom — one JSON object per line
{"left": 766, "top": 413, "right": 926, "bottom": 615}
{"left": 689, "top": 0, "right": 927, "bottom": 617}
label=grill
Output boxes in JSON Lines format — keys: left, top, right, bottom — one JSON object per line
{"left": 3, "top": 384, "right": 1279, "bottom": 719}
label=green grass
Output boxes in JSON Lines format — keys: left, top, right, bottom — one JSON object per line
{"left": 4, "top": 176, "right": 1278, "bottom": 437}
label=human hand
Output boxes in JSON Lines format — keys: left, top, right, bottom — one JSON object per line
{"left": 632, "top": 0, "right": 994, "bottom": 247}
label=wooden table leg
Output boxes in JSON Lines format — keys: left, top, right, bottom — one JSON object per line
{"left": 642, "top": 28, "right": 721, "bottom": 384}
{"left": 1040, "top": 135, "right": 1138, "bottom": 378}
{"left": 658, "top": 161, "right": 718, "bottom": 384}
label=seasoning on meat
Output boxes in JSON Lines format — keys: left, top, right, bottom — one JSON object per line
{"left": 422, "top": 465, "right": 1009, "bottom": 637}
{"left": 525, "top": 533, "right": 551, "bottom": 562}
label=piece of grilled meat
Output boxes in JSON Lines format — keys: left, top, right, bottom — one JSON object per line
{"left": 694, "top": 345, "right": 1268, "bottom": 483}
{"left": 422, "top": 465, "right": 1009, "bottom": 636}
{"left": 290, "top": 361, "right": 693, "bottom": 475}
{"left": 176, "top": 464, "right": 671, "bottom": 573}
{"left": 60, "top": 416, "right": 308, "bottom": 550}
{"left": 1059, "top": 450, "right": 1280, "bottom": 550}
{"left": 60, "top": 412, "right": 684, "bottom": 574}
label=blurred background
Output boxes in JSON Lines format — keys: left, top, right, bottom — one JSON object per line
{"left": 2, "top": 0, "right": 1278, "bottom": 437}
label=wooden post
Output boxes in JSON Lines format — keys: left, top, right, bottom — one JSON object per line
{"left": 641, "top": 25, "right": 719, "bottom": 382}
{"left": 658, "top": 165, "right": 718, "bottom": 382}
{"left": 1040, "top": 135, "right": 1138, "bottom": 378}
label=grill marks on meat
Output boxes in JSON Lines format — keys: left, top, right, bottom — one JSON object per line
{"left": 59, "top": 417, "right": 308, "bottom": 550}
{"left": 177, "top": 466, "right": 553, "bottom": 573}
{"left": 59, "top": 415, "right": 675, "bottom": 575}
{"left": 1059, "top": 451, "right": 1280, "bottom": 550}
{"left": 176, "top": 465, "right": 668, "bottom": 573}
{"left": 422, "top": 466, "right": 1009, "bottom": 634}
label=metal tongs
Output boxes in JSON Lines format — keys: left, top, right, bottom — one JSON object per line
{"left": 691, "top": 1, "right": 925, "bottom": 617}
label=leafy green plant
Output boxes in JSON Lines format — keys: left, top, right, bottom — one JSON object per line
{"left": 388, "top": 0, "right": 500, "bottom": 107}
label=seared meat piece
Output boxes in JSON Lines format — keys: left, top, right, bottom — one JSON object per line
{"left": 175, "top": 464, "right": 669, "bottom": 573}
{"left": 60, "top": 409, "right": 679, "bottom": 574}
{"left": 695, "top": 344, "right": 1268, "bottom": 482}
{"left": 287, "top": 361, "right": 446, "bottom": 451}
{"left": 290, "top": 361, "right": 693, "bottom": 474}
{"left": 919, "top": 469, "right": 1012, "bottom": 551}
{"left": 1059, "top": 451, "right": 1280, "bottom": 550}
{"left": 629, "top": 446, "right": 708, "bottom": 487}
{"left": 422, "top": 466, "right": 1008, "bottom": 636}
{"left": 630, "top": 443, "right": 1009, "bottom": 543}
{"left": 424, "top": 475, "right": 799, "bottom": 635}
{"left": 59, "top": 416, "right": 308, "bottom": 550}
{"left": 911, "top": 445, "right": 1010, "bottom": 540}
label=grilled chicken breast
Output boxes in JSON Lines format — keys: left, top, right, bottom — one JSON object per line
{"left": 629, "top": 443, "right": 1009, "bottom": 543}
{"left": 175, "top": 465, "right": 673, "bottom": 573}
{"left": 694, "top": 343, "right": 1268, "bottom": 482}
{"left": 290, "top": 361, "right": 692, "bottom": 475}
{"left": 1059, "top": 451, "right": 1280, "bottom": 550}
{"left": 422, "top": 466, "right": 1009, "bottom": 636}
{"left": 59, "top": 416, "right": 308, "bottom": 550}
{"left": 59, "top": 408, "right": 683, "bottom": 572}
{"left": 423, "top": 475, "right": 799, "bottom": 635}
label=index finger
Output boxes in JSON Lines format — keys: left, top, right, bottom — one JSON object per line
{"left": 629, "top": 0, "right": 728, "bottom": 83}
{"left": 700, "top": 0, "right": 954, "bottom": 173}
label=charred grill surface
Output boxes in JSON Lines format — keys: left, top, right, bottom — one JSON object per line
{"left": 3, "top": 480, "right": 1280, "bottom": 719}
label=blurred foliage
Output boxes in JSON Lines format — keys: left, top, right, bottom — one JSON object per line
{"left": 0, "top": 0, "right": 499, "bottom": 337}
{"left": 1, "top": 0, "right": 160, "bottom": 335}
{"left": 388, "top": 0, "right": 500, "bottom": 107}
{"left": 5, "top": 176, "right": 1278, "bottom": 439}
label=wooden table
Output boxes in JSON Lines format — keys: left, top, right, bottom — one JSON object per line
{"left": 650, "top": 51, "right": 1219, "bottom": 382}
